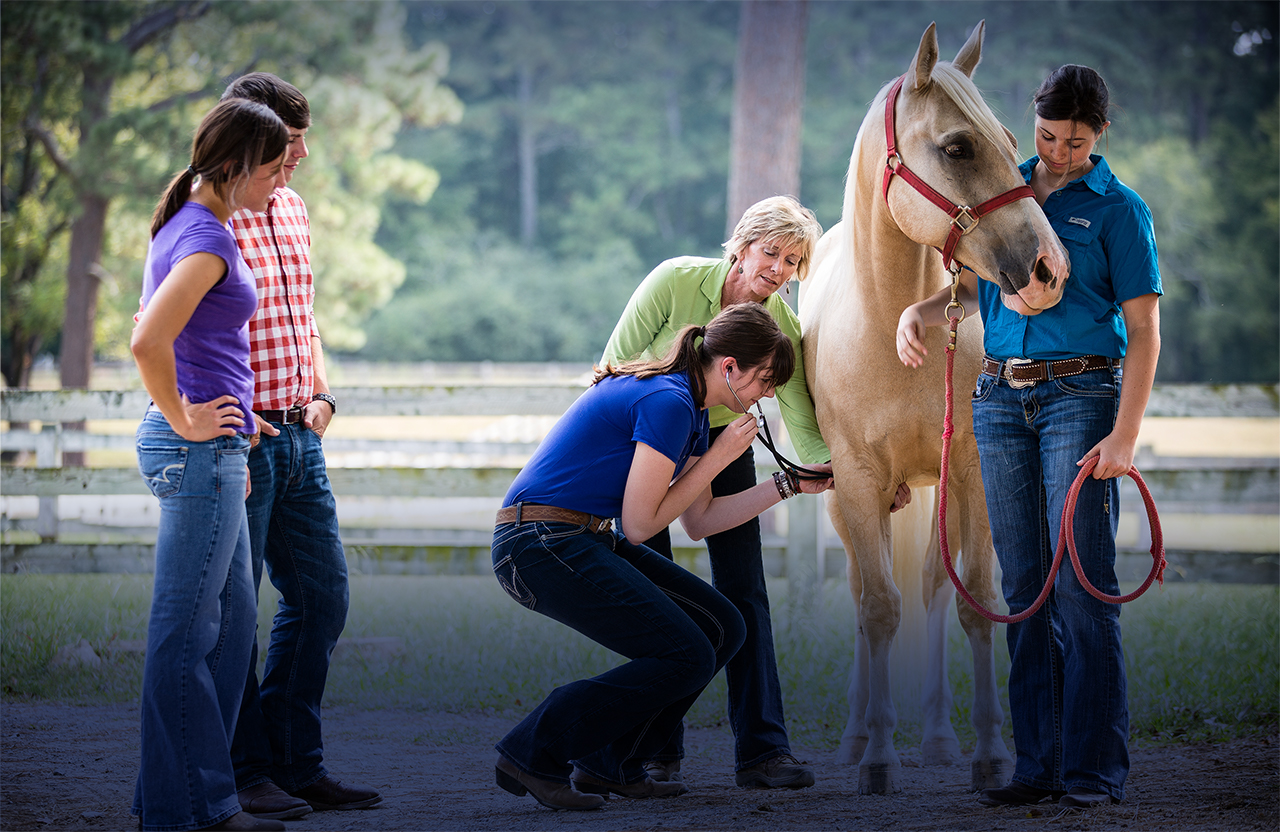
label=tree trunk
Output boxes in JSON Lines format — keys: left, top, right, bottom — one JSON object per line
{"left": 725, "top": 0, "right": 809, "bottom": 239}
{"left": 517, "top": 61, "right": 538, "bottom": 248}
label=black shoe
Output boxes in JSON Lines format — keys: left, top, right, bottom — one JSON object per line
{"left": 978, "top": 781, "right": 1065, "bottom": 807}
{"left": 237, "top": 782, "right": 312, "bottom": 820}
{"left": 1059, "top": 787, "right": 1116, "bottom": 808}
{"left": 288, "top": 775, "right": 381, "bottom": 811}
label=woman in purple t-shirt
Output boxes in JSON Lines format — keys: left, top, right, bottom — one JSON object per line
{"left": 129, "top": 98, "right": 289, "bottom": 832}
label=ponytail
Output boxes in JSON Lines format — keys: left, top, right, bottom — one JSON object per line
{"left": 593, "top": 304, "right": 793, "bottom": 409}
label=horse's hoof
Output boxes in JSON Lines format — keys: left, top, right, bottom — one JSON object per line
{"left": 836, "top": 737, "right": 868, "bottom": 765}
{"left": 970, "top": 757, "right": 1011, "bottom": 792}
{"left": 920, "top": 736, "right": 962, "bottom": 766}
{"left": 858, "top": 763, "right": 903, "bottom": 794}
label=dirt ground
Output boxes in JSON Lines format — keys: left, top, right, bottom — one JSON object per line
{"left": 2, "top": 702, "right": 1276, "bottom": 832}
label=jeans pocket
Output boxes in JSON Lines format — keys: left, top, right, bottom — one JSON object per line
{"left": 137, "top": 443, "right": 189, "bottom": 498}
{"left": 972, "top": 373, "right": 996, "bottom": 403}
{"left": 493, "top": 554, "right": 536, "bottom": 610}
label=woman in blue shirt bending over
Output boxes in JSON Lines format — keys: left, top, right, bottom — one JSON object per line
{"left": 896, "top": 65, "right": 1161, "bottom": 811}
{"left": 491, "top": 303, "right": 834, "bottom": 811}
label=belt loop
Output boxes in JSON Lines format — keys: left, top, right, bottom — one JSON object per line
{"left": 515, "top": 502, "right": 523, "bottom": 526}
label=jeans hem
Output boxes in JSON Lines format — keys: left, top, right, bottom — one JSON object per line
{"left": 495, "top": 744, "right": 572, "bottom": 785}
{"left": 135, "top": 803, "right": 241, "bottom": 832}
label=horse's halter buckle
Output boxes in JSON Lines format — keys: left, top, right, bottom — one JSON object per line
{"left": 951, "top": 206, "right": 979, "bottom": 235}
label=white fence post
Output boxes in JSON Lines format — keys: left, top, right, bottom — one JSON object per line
{"left": 35, "top": 423, "right": 60, "bottom": 541}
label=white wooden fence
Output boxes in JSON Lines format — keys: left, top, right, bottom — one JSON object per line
{"left": 2, "top": 382, "right": 1278, "bottom": 584}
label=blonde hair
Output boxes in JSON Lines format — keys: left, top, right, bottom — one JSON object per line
{"left": 929, "top": 62, "right": 1021, "bottom": 161}
{"left": 722, "top": 195, "right": 823, "bottom": 281}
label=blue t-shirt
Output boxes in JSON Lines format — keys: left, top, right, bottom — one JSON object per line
{"left": 504, "top": 373, "right": 711, "bottom": 518}
{"left": 978, "top": 155, "right": 1163, "bottom": 360}
{"left": 141, "top": 201, "right": 259, "bottom": 433}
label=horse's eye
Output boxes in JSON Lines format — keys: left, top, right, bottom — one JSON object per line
{"left": 944, "top": 144, "right": 969, "bottom": 159}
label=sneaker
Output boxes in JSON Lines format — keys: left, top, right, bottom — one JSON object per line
{"left": 735, "top": 754, "right": 815, "bottom": 789}
{"left": 643, "top": 760, "right": 682, "bottom": 783}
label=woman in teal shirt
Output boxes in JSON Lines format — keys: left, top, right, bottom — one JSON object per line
{"left": 897, "top": 65, "right": 1162, "bottom": 811}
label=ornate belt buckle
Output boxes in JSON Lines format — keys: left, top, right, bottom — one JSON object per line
{"left": 1003, "top": 357, "right": 1037, "bottom": 389}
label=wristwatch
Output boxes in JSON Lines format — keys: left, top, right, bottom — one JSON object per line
{"left": 311, "top": 392, "right": 337, "bottom": 414}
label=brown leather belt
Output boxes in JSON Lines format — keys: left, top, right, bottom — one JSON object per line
{"left": 254, "top": 406, "right": 306, "bottom": 425}
{"left": 982, "top": 355, "right": 1119, "bottom": 388}
{"left": 495, "top": 503, "right": 613, "bottom": 534}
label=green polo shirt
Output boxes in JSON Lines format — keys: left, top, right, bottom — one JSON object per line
{"left": 601, "top": 256, "right": 831, "bottom": 465}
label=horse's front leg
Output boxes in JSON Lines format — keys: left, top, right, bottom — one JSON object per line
{"left": 955, "top": 478, "right": 1014, "bottom": 791}
{"left": 920, "top": 485, "right": 963, "bottom": 765}
{"left": 838, "top": 494, "right": 903, "bottom": 794}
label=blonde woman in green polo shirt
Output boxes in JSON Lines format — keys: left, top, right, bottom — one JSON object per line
{"left": 602, "top": 196, "right": 908, "bottom": 789}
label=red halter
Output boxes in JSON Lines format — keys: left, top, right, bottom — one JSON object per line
{"left": 881, "top": 74, "right": 1036, "bottom": 271}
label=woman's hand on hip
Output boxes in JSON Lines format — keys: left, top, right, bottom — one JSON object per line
{"left": 176, "top": 394, "right": 245, "bottom": 442}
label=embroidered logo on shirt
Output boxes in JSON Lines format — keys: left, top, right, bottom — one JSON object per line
{"left": 1067, "top": 217, "right": 1091, "bottom": 228}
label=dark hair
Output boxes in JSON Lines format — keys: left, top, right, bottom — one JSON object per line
{"left": 1033, "top": 65, "right": 1110, "bottom": 133}
{"left": 222, "top": 72, "right": 311, "bottom": 129}
{"left": 150, "top": 98, "right": 289, "bottom": 237}
{"left": 593, "top": 303, "right": 795, "bottom": 409}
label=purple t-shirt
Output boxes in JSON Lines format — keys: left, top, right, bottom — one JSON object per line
{"left": 141, "top": 201, "right": 259, "bottom": 434}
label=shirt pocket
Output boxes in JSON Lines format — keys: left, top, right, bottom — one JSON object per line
{"left": 1054, "top": 219, "right": 1100, "bottom": 257}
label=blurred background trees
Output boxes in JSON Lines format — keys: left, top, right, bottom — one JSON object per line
{"left": 3, "top": 0, "right": 1276, "bottom": 385}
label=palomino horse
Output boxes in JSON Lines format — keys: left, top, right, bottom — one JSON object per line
{"left": 799, "top": 21, "right": 1069, "bottom": 794}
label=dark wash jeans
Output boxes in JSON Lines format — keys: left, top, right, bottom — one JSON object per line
{"left": 972, "top": 367, "right": 1129, "bottom": 801}
{"left": 645, "top": 435, "right": 793, "bottom": 771}
{"left": 492, "top": 518, "right": 746, "bottom": 786}
{"left": 231, "top": 422, "right": 349, "bottom": 793}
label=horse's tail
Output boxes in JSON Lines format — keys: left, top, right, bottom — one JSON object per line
{"left": 889, "top": 484, "right": 937, "bottom": 709}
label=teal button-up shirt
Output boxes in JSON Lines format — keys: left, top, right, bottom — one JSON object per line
{"left": 978, "top": 155, "right": 1163, "bottom": 360}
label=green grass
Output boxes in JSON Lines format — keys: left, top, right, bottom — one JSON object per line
{"left": 3, "top": 574, "right": 1276, "bottom": 750}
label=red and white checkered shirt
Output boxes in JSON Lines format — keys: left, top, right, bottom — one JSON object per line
{"left": 230, "top": 188, "right": 320, "bottom": 411}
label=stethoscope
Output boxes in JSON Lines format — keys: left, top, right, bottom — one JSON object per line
{"left": 724, "top": 368, "right": 830, "bottom": 482}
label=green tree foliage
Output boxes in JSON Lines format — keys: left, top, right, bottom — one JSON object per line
{"left": 3, "top": 1, "right": 1276, "bottom": 382}
{"left": 1, "top": 0, "right": 461, "bottom": 385}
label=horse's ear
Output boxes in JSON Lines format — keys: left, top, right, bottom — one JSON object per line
{"left": 1002, "top": 124, "right": 1018, "bottom": 151}
{"left": 953, "top": 20, "right": 985, "bottom": 78}
{"left": 907, "top": 22, "right": 939, "bottom": 92}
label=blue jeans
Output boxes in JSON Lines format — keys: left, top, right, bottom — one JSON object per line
{"left": 972, "top": 366, "right": 1129, "bottom": 801}
{"left": 645, "top": 436, "right": 792, "bottom": 770}
{"left": 231, "top": 422, "right": 349, "bottom": 792}
{"left": 492, "top": 517, "right": 746, "bottom": 785}
{"left": 132, "top": 413, "right": 255, "bottom": 831}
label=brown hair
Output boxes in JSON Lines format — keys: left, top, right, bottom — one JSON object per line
{"left": 222, "top": 72, "right": 311, "bottom": 130}
{"left": 593, "top": 303, "right": 795, "bottom": 408}
{"left": 150, "top": 98, "right": 289, "bottom": 237}
{"left": 1034, "top": 65, "right": 1110, "bottom": 134}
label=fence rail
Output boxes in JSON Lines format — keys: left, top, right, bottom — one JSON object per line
{"left": 3, "top": 384, "right": 1278, "bottom": 583}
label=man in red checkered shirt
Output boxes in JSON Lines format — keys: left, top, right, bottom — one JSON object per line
{"left": 223, "top": 73, "right": 381, "bottom": 821}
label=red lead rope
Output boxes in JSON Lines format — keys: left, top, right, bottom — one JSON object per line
{"left": 938, "top": 314, "right": 1167, "bottom": 624}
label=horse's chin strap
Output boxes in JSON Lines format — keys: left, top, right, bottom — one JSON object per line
{"left": 881, "top": 74, "right": 1037, "bottom": 272}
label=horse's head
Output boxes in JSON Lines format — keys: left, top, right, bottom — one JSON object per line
{"left": 884, "top": 21, "right": 1069, "bottom": 311}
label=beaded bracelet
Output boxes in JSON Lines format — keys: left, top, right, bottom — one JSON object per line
{"left": 773, "top": 470, "right": 797, "bottom": 500}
